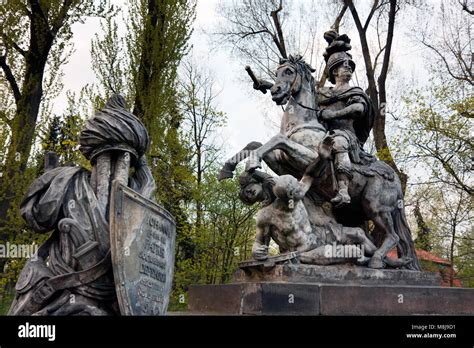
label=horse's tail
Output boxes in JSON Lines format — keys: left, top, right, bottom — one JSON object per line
{"left": 392, "top": 203, "right": 421, "bottom": 271}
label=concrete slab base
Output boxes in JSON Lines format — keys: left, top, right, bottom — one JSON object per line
{"left": 188, "top": 282, "right": 474, "bottom": 315}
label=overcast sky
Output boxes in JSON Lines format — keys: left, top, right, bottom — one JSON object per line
{"left": 51, "top": 0, "right": 439, "bottom": 160}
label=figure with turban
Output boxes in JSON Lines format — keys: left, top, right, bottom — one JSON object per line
{"left": 9, "top": 95, "right": 155, "bottom": 315}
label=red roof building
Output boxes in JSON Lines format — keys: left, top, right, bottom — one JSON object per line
{"left": 387, "top": 249, "right": 462, "bottom": 287}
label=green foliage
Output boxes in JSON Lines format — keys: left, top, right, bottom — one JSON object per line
{"left": 0, "top": 288, "right": 15, "bottom": 315}
{"left": 401, "top": 81, "right": 472, "bottom": 194}
{"left": 398, "top": 78, "right": 473, "bottom": 287}
{"left": 375, "top": 146, "right": 394, "bottom": 163}
{"left": 0, "top": 1, "right": 112, "bottom": 294}
{"left": 2, "top": 0, "right": 266, "bottom": 311}
{"left": 414, "top": 230, "right": 432, "bottom": 252}
{"left": 169, "top": 167, "right": 257, "bottom": 311}
{"left": 456, "top": 228, "right": 474, "bottom": 287}
{"left": 39, "top": 92, "right": 89, "bottom": 168}
{"left": 403, "top": 174, "right": 472, "bottom": 288}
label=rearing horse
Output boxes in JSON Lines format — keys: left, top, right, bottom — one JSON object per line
{"left": 218, "top": 55, "right": 326, "bottom": 180}
{"left": 219, "top": 55, "right": 421, "bottom": 271}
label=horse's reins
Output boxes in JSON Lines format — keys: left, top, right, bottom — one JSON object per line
{"left": 283, "top": 64, "right": 319, "bottom": 113}
{"left": 292, "top": 97, "right": 319, "bottom": 112}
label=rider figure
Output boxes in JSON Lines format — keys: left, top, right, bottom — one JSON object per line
{"left": 317, "top": 48, "right": 374, "bottom": 207}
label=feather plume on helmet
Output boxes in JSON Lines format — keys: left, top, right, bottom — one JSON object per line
{"left": 323, "top": 29, "right": 356, "bottom": 84}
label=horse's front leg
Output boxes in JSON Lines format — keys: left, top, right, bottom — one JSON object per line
{"left": 218, "top": 141, "right": 263, "bottom": 180}
{"left": 246, "top": 134, "right": 318, "bottom": 172}
{"left": 367, "top": 212, "right": 399, "bottom": 269}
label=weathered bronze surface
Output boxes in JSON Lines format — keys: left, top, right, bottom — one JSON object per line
{"left": 219, "top": 30, "right": 420, "bottom": 271}
{"left": 110, "top": 181, "right": 176, "bottom": 315}
{"left": 9, "top": 94, "right": 174, "bottom": 316}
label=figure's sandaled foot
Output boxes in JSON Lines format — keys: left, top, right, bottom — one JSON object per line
{"left": 218, "top": 163, "right": 235, "bottom": 181}
{"left": 368, "top": 255, "right": 385, "bottom": 269}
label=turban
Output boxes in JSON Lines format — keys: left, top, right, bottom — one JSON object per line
{"left": 79, "top": 94, "right": 149, "bottom": 163}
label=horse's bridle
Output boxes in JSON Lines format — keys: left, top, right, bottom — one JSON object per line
{"left": 280, "top": 63, "right": 319, "bottom": 112}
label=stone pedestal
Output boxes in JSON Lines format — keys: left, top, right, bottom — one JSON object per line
{"left": 188, "top": 264, "right": 474, "bottom": 315}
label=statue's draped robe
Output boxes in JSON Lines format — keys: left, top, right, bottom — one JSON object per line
{"left": 9, "top": 94, "right": 156, "bottom": 315}
{"left": 13, "top": 167, "right": 115, "bottom": 315}
{"left": 318, "top": 86, "right": 375, "bottom": 164}
{"left": 11, "top": 162, "right": 154, "bottom": 315}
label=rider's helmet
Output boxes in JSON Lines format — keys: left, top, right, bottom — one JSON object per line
{"left": 327, "top": 51, "right": 356, "bottom": 84}
{"left": 322, "top": 29, "right": 356, "bottom": 84}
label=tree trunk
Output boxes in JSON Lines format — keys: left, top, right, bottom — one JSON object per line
{"left": 195, "top": 147, "right": 203, "bottom": 232}
{"left": 346, "top": 0, "right": 408, "bottom": 194}
{"left": 450, "top": 224, "right": 456, "bottom": 287}
{"left": 0, "top": 6, "right": 54, "bottom": 236}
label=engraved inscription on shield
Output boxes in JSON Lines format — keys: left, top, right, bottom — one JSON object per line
{"left": 109, "top": 180, "right": 176, "bottom": 315}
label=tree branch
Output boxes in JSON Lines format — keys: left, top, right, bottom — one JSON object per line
{"left": 373, "top": 44, "right": 386, "bottom": 72}
{"left": 363, "top": 0, "right": 380, "bottom": 32}
{"left": 51, "top": 0, "right": 74, "bottom": 35}
{"left": 345, "top": 0, "right": 376, "bottom": 83}
{"left": 240, "top": 28, "right": 271, "bottom": 39}
{"left": 29, "top": 0, "right": 51, "bottom": 31}
{"left": 459, "top": 0, "right": 474, "bottom": 15}
{"left": 346, "top": 0, "right": 364, "bottom": 39}
{"left": 270, "top": 0, "right": 287, "bottom": 58}
{"left": 0, "top": 32, "right": 27, "bottom": 57}
{"left": 332, "top": 3, "right": 348, "bottom": 32}
{"left": 378, "top": 0, "right": 396, "bottom": 88}
{"left": 420, "top": 36, "right": 474, "bottom": 86}
{"left": 0, "top": 110, "right": 11, "bottom": 126}
{"left": 0, "top": 49, "right": 21, "bottom": 103}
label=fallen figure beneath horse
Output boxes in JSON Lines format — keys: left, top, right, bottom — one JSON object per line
{"left": 221, "top": 51, "right": 421, "bottom": 270}
{"left": 239, "top": 170, "right": 413, "bottom": 269}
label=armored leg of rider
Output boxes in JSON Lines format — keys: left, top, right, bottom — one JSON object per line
{"left": 331, "top": 151, "right": 352, "bottom": 207}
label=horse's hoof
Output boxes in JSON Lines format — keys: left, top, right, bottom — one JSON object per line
{"left": 218, "top": 169, "right": 234, "bottom": 181}
{"left": 245, "top": 159, "right": 262, "bottom": 172}
{"left": 384, "top": 256, "right": 413, "bottom": 268}
{"left": 367, "top": 256, "right": 385, "bottom": 269}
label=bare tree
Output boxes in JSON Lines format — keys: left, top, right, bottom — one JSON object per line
{"left": 179, "top": 56, "right": 227, "bottom": 230}
{"left": 215, "top": 0, "right": 346, "bottom": 80}
{"left": 344, "top": 0, "right": 409, "bottom": 191}
{"left": 215, "top": 0, "right": 290, "bottom": 79}
{"left": 418, "top": 0, "right": 473, "bottom": 86}
{"left": 459, "top": 0, "right": 474, "bottom": 15}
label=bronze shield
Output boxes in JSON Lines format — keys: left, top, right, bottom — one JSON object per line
{"left": 109, "top": 180, "right": 176, "bottom": 315}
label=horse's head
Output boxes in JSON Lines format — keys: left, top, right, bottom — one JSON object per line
{"left": 271, "top": 54, "right": 316, "bottom": 106}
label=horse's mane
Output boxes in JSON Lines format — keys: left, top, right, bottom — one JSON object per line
{"left": 280, "top": 54, "right": 317, "bottom": 96}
